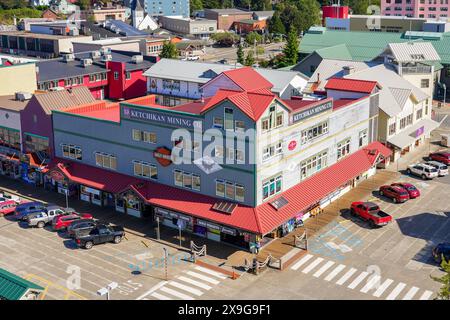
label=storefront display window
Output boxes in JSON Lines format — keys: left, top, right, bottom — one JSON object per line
{"left": 0, "top": 127, "right": 20, "bottom": 151}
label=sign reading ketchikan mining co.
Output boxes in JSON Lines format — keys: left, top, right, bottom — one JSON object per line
{"left": 122, "top": 106, "right": 202, "bottom": 129}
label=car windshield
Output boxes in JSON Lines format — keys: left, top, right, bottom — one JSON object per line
{"left": 407, "top": 186, "right": 416, "bottom": 191}
{"left": 368, "top": 206, "right": 379, "bottom": 211}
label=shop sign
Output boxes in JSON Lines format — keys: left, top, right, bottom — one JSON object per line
{"left": 197, "top": 219, "right": 207, "bottom": 227}
{"left": 206, "top": 222, "right": 221, "bottom": 231}
{"left": 415, "top": 126, "right": 425, "bottom": 138}
{"left": 155, "top": 207, "right": 169, "bottom": 216}
{"left": 292, "top": 99, "right": 333, "bottom": 123}
{"left": 82, "top": 186, "right": 101, "bottom": 195}
{"left": 49, "top": 170, "right": 66, "bottom": 182}
{"left": 288, "top": 140, "right": 297, "bottom": 151}
{"left": 221, "top": 226, "right": 236, "bottom": 236}
{"left": 153, "top": 147, "right": 172, "bottom": 167}
{"left": 122, "top": 106, "right": 202, "bottom": 129}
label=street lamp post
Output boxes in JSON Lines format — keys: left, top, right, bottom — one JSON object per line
{"left": 443, "top": 84, "right": 447, "bottom": 108}
{"left": 178, "top": 225, "right": 182, "bottom": 248}
{"left": 162, "top": 247, "right": 168, "bottom": 281}
{"left": 156, "top": 216, "right": 160, "bottom": 240}
{"left": 65, "top": 189, "right": 69, "bottom": 209}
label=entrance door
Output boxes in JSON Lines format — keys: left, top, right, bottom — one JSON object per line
{"left": 141, "top": 204, "right": 154, "bottom": 219}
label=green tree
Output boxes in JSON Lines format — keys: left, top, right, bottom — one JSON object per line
{"left": 245, "top": 31, "right": 262, "bottom": 46}
{"left": 281, "top": 28, "right": 299, "bottom": 66}
{"left": 76, "top": 0, "right": 91, "bottom": 10}
{"left": 268, "top": 12, "right": 286, "bottom": 35}
{"left": 236, "top": 43, "right": 245, "bottom": 65}
{"left": 160, "top": 41, "right": 178, "bottom": 59}
{"left": 244, "top": 50, "right": 255, "bottom": 66}
{"left": 190, "top": 0, "right": 203, "bottom": 14}
{"left": 253, "top": 0, "right": 272, "bottom": 10}
{"left": 295, "top": 0, "right": 321, "bottom": 33}
{"left": 202, "top": 0, "right": 220, "bottom": 8}
{"left": 431, "top": 257, "right": 450, "bottom": 300}
{"left": 211, "top": 32, "right": 239, "bottom": 46}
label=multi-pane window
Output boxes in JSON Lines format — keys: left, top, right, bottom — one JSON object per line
{"left": 133, "top": 161, "right": 157, "bottom": 179}
{"left": 132, "top": 129, "right": 157, "bottom": 144}
{"left": 0, "top": 127, "right": 20, "bottom": 150}
{"left": 95, "top": 152, "right": 117, "bottom": 170}
{"left": 261, "top": 106, "right": 283, "bottom": 132}
{"left": 337, "top": 138, "right": 351, "bottom": 160}
{"left": 300, "top": 150, "right": 328, "bottom": 180}
{"left": 224, "top": 108, "right": 234, "bottom": 130}
{"left": 262, "top": 141, "right": 283, "bottom": 161}
{"left": 24, "top": 134, "right": 49, "bottom": 155}
{"left": 262, "top": 175, "right": 282, "bottom": 200}
{"left": 235, "top": 120, "right": 245, "bottom": 131}
{"left": 174, "top": 170, "right": 200, "bottom": 191}
{"left": 125, "top": 71, "right": 131, "bottom": 80}
{"left": 406, "top": 113, "right": 413, "bottom": 126}
{"left": 416, "top": 108, "right": 423, "bottom": 120}
{"left": 359, "top": 129, "right": 368, "bottom": 147}
{"left": 213, "top": 117, "right": 223, "bottom": 128}
{"left": 388, "top": 122, "right": 396, "bottom": 135}
{"left": 215, "top": 180, "right": 245, "bottom": 202}
{"left": 420, "top": 79, "right": 430, "bottom": 88}
{"left": 61, "top": 144, "right": 82, "bottom": 160}
{"left": 301, "top": 121, "right": 329, "bottom": 144}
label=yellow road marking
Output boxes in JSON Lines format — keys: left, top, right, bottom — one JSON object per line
{"left": 24, "top": 273, "right": 87, "bottom": 300}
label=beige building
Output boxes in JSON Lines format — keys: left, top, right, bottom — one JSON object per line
{"left": 81, "top": 6, "right": 127, "bottom": 22}
{"left": 0, "top": 63, "right": 37, "bottom": 96}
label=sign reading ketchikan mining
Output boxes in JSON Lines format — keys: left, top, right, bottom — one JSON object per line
{"left": 122, "top": 106, "right": 202, "bottom": 129}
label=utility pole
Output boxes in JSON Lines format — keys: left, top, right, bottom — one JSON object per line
{"left": 163, "top": 247, "right": 168, "bottom": 281}
{"left": 156, "top": 216, "right": 160, "bottom": 240}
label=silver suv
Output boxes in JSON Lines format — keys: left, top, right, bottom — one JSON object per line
{"left": 407, "top": 163, "right": 439, "bottom": 180}
{"left": 26, "top": 206, "right": 74, "bottom": 228}
{"left": 425, "top": 161, "right": 448, "bottom": 177}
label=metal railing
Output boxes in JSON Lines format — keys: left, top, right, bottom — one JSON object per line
{"left": 243, "top": 254, "right": 275, "bottom": 275}
{"left": 401, "top": 66, "right": 432, "bottom": 74}
{"left": 190, "top": 241, "right": 207, "bottom": 262}
{"left": 294, "top": 231, "right": 308, "bottom": 250}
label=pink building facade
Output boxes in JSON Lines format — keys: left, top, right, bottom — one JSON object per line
{"left": 381, "top": 0, "right": 450, "bottom": 19}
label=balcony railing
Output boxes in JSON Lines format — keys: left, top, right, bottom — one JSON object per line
{"left": 401, "top": 66, "right": 432, "bottom": 74}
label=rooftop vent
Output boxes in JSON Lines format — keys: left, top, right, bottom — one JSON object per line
{"left": 342, "top": 65, "right": 355, "bottom": 75}
{"left": 101, "top": 54, "right": 112, "bottom": 62}
{"left": 131, "top": 55, "right": 144, "bottom": 64}
{"left": 90, "top": 51, "right": 101, "bottom": 59}
{"left": 100, "top": 47, "right": 112, "bottom": 55}
{"left": 15, "top": 92, "right": 32, "bottom": 101}
{"left": 81, "top": 58, "right": 93, "bottom": 67}
{"left": 63, "top": 53, "right": 75, "bottom": 62}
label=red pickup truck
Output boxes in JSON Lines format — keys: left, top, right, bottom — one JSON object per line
{"left": 350, "top": 202, "right": 392, "bottom": 228}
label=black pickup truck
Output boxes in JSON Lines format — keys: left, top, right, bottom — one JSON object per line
{"left": 75, "top": 224, "right": 125, "bottom": 249}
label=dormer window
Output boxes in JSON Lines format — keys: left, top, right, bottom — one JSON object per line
{"left": 262, "top": 105, "right": 283, "bottom": 132}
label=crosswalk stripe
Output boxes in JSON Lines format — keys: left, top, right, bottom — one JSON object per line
{"left": 419, "top": 290, "right": 433, "bottom": 300}
{"left": 302, "top": 257, "right": 324, "bottom": 274}
{"left": 150, "top": 292, "right": 173, "bottom": 300}
{"left": 348, "top": 271, "right": 369, "bottom": 289}
{"left": 313, "top": 261, "right": 335, "bottom": 278}
{"left": 324, "top": 264, "right": 346, "bottom": 282}
{"left": 194, "top": 266, "right": 227, "bottom": 279}
{"left": 290, "top": 254, "right": 314, "bottom": 271}
{"left": 186, "top": 271, "right": 220, "bottom": 285}
{"left": 178, "top": 276, "right": 212, "bottom": 290}
{"left": 402, "top": 286, "right": 419, "bottom": 300}
{"left": 168, "top": 281, "right": 203, "bottom": 296}
{"left": 160, "top": 286, "right": 195, "bottom": 300}
{"left": 386, "top": 282, "right": 406, "bottom": 300}
{"left": 336, "top": 268, "right": 357, "bottom": 286}
{"left": 360, "top": 275, "right": 381, "bottom": 293}
{"left": 373, "top": 279, "right": 394, "bottom": 298}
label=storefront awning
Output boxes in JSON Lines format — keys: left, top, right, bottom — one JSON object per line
{"left": 45, "top": 158, "right": 141, "bottom": 194}
{"left": 387, "top": 118, "right": 440, "bottom": 149}
{"left": 128, "top": 141, "right": 392, "bottom": 235}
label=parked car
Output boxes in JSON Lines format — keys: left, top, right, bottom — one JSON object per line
{"left": 75, "top": 224, "right": 125, "bottom": 249}
{"left": 52, "top": 213, "right": 93, "bottom": 231}
{"left": 0, "top": 200, "right": 21, "bottom": 216}
{"left": 379, "top": 185, "right": 410, "bottom": 203}
{"left": 350, "top": 202, "right": 392, "bottom": 228}
{"left": 429, "top": 152, "right": 450, "bottom": 165}
{"left": 67, "top": 219, "right": 98, "bottom": 238}
{"left": 432, "top": 242, "right": 450, "bottom": 264}
{"left": 425, "top": 161, "right": 448, "bottom": 177}
{"left": 13, "top": 201, "right": 47, "bottom": 221}
{"left": 26, "top": 206, "right": 74, "bottom": 228}
{"left": 0, "top": 193, "right": 20, "bottom": 204}
{"left": 390, "top": 183, "right": 420, "bottom": 199}
{"left": 406, "top": 163, "right": 439, "bottom": 180}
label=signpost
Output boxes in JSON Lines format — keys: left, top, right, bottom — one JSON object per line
{"left": 162, "top": 247, "right": 168, "bottom": 281}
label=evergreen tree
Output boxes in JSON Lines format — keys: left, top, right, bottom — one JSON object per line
{"left": 160, "top": 41, "right": 178, "bottom": 59}
{"left": 282, "top": 28, "right": 299, "bottom": 66}
{"left": 268, "top": 12, "right": 286, "bottom": 35}
{"left": 244, "top": 50, "right": 255, "bottom": 66}
{"left": 190, "top": 0, "right": 203, "bottom": 14}
{"left": 236, "top": 44, "right": 245, "bottom": 65}
{"left": 431, "top": 257, "right": 450, "bottom": 300}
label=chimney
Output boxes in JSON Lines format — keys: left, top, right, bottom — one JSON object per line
{"left": 343, "top": 65, "right": 355, "bottom": 76}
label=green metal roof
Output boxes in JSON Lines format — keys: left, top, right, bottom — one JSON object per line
{"left": 299, "top": 29, "right": 450, "bottom": 65}
{"left": 315, "top": 44, "right": 353, "bottom": 60}
{"left": 0, "top": 268, "right": 44, "bottom": 300}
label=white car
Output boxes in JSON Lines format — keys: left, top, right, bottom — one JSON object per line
{"left": 0, "top": 193, "right": 20, "bottom": 204}
{"left": 425, "top": 161, "right": 449, "bottom": 176}
{"left": 406, "top": 163, "right": 439, "bottom": 180}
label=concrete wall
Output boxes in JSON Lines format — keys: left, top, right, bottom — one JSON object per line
{"left": 0, "top": 63, "right": 37, "bottom": 96}
{"left": 57, "top": 36, "right": 93, "bottom": 54}
{"left": 72, "top": 40, "right": 141, "bottom": 54}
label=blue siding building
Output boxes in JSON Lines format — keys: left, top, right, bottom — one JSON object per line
{"left": 144, "top": 0, "right": 190, "bottom": 18}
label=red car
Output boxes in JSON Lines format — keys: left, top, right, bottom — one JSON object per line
{"left": 0, "top": 200, "right": 21, "bottom": 216}
{"left": 429, "top": 152, "right": 450, "bottom": 165}
{"left": 52, "top": 213, "right": 93, "bottom": 231}
{"left": 391, "top": 183, "right": 420, "bottom": 199}
{"left": 379, "top": 185, "right": 410, "bottom": 203}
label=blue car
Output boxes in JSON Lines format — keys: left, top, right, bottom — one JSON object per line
{"left": 13, "top": 201, "right": 47, "bottom": 221}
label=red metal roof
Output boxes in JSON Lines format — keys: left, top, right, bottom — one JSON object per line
{"left": 325, "top": 78, "right": 379, "bottom": 94}
{"left": 64, "top": 101, "right": 121, "bottom": 123}
{"left": 46, "top": 158, "right": 141, "bottom": 193}
{"left": 221, "top": 67, "right": 273, "bottom": 92}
